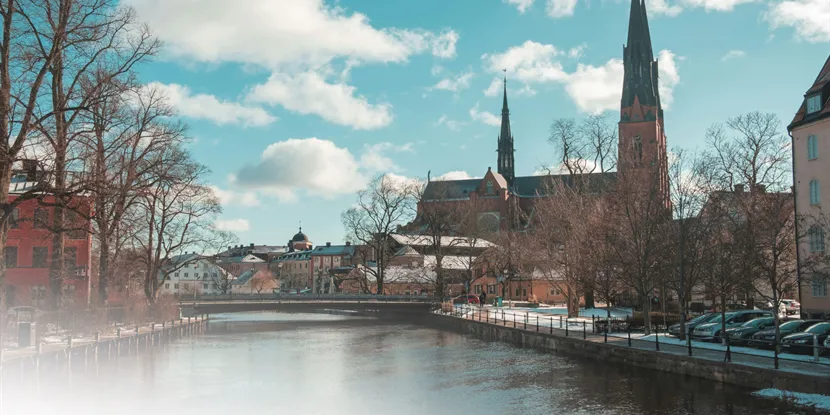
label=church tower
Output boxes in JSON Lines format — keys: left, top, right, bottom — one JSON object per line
{"left": 497, "top": 77, "right": 515, "bottom": 184}
{"left": 618, "top": 0, "right": 670, "bottom": 208}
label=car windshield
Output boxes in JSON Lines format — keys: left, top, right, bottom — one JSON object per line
{"left": 689, "top": 314, "right": 714, "bottom": 324}
{"left": 805, "top": 323, "right": 830, "bottom": 334}
{"left": 708, "top": 313, "right": 734, "bottom": 324}
{"left": 745, "top": 318, "right": 772, "bottom": 328}
{"left": 779, "top": 320, "right": 803, "bottom": 330}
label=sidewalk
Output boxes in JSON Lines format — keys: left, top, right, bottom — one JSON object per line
{"left": 450, "top": 305, "right": 830, "bottom": 378}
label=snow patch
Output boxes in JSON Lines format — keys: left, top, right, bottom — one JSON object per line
{"left": 753, "top": 389, "right": 830, "bottom": 411}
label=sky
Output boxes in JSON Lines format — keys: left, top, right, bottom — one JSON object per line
{"left": 123, "top": 0, "right": 829, "bottom": 247}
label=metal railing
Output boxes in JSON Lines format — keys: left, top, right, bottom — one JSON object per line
{"left": 438, "top": 305, "right": 830, "bottom": 371}
{"left": 177, "top": 293, "right": 439, "bottom": 303}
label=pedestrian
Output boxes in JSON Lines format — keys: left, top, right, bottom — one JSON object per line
{"left": 479, "top": 291, "right": 487, "bottom": 307}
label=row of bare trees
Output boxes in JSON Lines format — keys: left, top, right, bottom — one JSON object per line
{"left": 0, "top": 0, "right": 231, "bottom": 311}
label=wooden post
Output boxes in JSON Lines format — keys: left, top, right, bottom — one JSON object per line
{"left": 35, "top": 342, "right": 43, "bottom": 370}
{"left": 117, "top": 328, "right": 122, "bottom": 356}
{"left": 67, "top": 336, "right": 73, "bottom": 367}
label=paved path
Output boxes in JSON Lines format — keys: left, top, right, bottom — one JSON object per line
{"left": 454, "top": 306, "right": 830, "bottom": 379}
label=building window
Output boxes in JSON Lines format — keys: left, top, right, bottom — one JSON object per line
{"left": 486, "top": 180, "right": 494, "bottom": 194}
{"left": 32, "top": 247, "right": 48, "bottom": 268}
{"left": 184, "top": 273, "right": 189, "bottom": 278}
{"left": 806, "top": 94, "right": 822, "bottom": 114}
{"left": 474, "top": 284, "right": 482, "bottom": 294}
{"left": 809, "top": 226, "right": 826, "bottom": 253}
{"left": 66, "top": 210, "right": 86, "bottom": 239}
{"left": 487, "top": 285, "right": 495, "bottom": 294}
{"left": 810, "top": 180, "right": 821, "bottom": 205}
{"left": 174, "top": 283, "right": 179, "bottom": 289}
{"left": 515, "top": 288, "right": 520, "bottom": 297}
{"left": 64, "top": 247, "right": 77, "bottom": 269}
{"left": 812, "top": 276, "right": 827, "bottom": 297}
{"left": 184, "top": 283, "right": 190, "bottom": 290}
{"left": 34, "top": 208, "right": 48, "bottom": 229}
{"left": 633, "top": 135, "right": 643, "bottom": 161}
{"left": 9, "top": 208, "right": 19, "bottom": 229}
{"left": 212, "top": 283, "right": 218, "bottom": 289}
{"left": 203, "top": 283, "right": 208, "bottom": 290}
{"left": 174, "top": 272, "right": 179, "bottom": 278}
{"left": 808, "top": 135, "right": 818, "bottom": 160}
{"left": 203, "top": 272, "right": 208, "bottom": 278}
{"left": 4, "top": 246, "right": 17, "bottom": 268}
{"left": 165, "top": 283, "right": 170, "bottom": 289}
{"left": 522, "top": 288, "right": 527, "bottom": 297}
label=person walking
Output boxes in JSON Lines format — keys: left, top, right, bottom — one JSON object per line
{"left": 479, "top": 291, "right": 487, "bottom": 307}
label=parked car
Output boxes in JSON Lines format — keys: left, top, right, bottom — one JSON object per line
{"left": 779, "top": 299, "right": 800, "bottom": 315}
{"left": 748, "top": 319, "right": 823, "bottom": 349}
{"left": 781, "top": 322, "right": 830, "bottom": 355}
{"left": 668, "top": 313, "right": 719, "bottom": 337}
{"left": 452, "top": 294, "right": 480, "bottom": 305}
{"left": 725, "top": 317, "right": 775, "bottom": 345}
{"left": 692, "top": 310, "right": 773, "bottom": 341}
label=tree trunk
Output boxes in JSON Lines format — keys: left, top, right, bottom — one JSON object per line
{"left": 642, "top": 293, "right": 652, "bottom": 335}
{"left": 0, "top": 162, "right": 11, "bottom": 299}
{"left": 98, "top": 241, "right": 110, "bottom": 305}
{"left": 583, "top": 286, "right": 595, "bottom": 309}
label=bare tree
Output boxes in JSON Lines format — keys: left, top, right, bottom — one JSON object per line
{"left": 546, "top": 115, "right": 618, "bottom": 175}
{"left": 341, "top": 174, "right": 416, "bottom": 295}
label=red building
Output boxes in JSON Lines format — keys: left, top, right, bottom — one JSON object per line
{"left": 3, "top": 169, "right": 93, "bottom": 308}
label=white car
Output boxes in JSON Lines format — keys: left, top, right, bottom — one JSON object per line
{"left": 779, "top": 299, "right": 800, "bottom": 315}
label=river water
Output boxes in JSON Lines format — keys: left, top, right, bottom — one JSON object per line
{"left": 0, "top": 312, "right": 816, "bottom": 415}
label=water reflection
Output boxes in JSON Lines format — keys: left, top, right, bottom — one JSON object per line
{"left": 0, "top": 312, "right": 816, "bottom": 415}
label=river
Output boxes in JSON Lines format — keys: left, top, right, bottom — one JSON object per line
{"left": 0, "top": 312, "right": 816, "bottom": 415}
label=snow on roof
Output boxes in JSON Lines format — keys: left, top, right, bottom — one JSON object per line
{"left": 390, "top": 233, "right": 495, "bottom": 249}
{"left": 423, "top": 255, "right": 474, "bottom": 270}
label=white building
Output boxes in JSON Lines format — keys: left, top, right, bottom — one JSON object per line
{"left": 159, "top": 253, "right": 233, "bottom": 296}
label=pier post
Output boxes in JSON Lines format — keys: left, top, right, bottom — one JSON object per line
{"left": 67, "top": 336, "right": 73, "bottom": 367}
{"left": 95, "top": 332, "right": 101, "bottom": 358}
{"left": 35, "top": 342, "right": 42, "bottom": 370}
{"left": 117, "top": 328, "right": 122, "bottom": 356}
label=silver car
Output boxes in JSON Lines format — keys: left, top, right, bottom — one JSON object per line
{"left": 692, "top": 310, "right": 773, "bottom": 341}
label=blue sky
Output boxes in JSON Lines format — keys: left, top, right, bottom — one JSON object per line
{"left": 125, "top": 0, "right": 828, "bottom": 247}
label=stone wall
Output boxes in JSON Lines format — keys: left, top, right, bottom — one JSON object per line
{"left": 424, "top": 313, "right": 830, "bottom": 395}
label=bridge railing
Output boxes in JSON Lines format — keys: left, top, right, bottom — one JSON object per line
{"left": 177, "top": 293, "right": 440, "bottom": 303}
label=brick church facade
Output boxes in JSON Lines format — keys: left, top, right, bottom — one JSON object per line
{"left": 413, "top": 0, "right": 670, "bottom": 234}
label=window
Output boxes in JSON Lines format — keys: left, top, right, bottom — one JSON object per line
{"left": 486, "top": 180, "right": 494, "bottom": 194}
{"left": 633, "top": 135, "right": 643, "bottom": 161}
{"left": 174, "top": 283, "right": 179, "bottom": 289}
{"left": 64, "top": 247, "right": 77, "bottom": 269}
{"left": 203, "top": 272, "right": 208, "bottom": 279}
{"left": 203, "top": 283, "right": 208, "bottom": 290}
{"left": 66, "top": 210, "right": 86, "bottom": 239}
{"left": 810, "top": 180, "right": 821, "bottom": 205}
{"left": 32, "top": 247, "right": 48, "bottom": 268}
{"left": 184, "top": 283, "right": 190, "bottom": 290}
{"left": 165, "top": 283, "right": 170, "bottom": 289}
{"left": 9, "top": 208, "right": 19, "bottom": 229}
{"left": 812, "top": 276, "right": 827, "bottom": 297}
{"left": 34, "top": 208, "right": 48, "bottom": 229}
{"left": 4, "top": 246, "right": 17, "bottom": 268}
{"left": 184, "top": 273, "right": 189, "bottom": 278}
{"left": 474, "top": 284, "right": 482, "bottom": 294}
{"left": 522, "top": 288, "right": 527, "bottom": 297}
{"left": 174, "top": 272, "right": 179, "bottom": 278}
{"left": 487, "top": 285, "right": 495, "bottom": 295}
{"left": 515, "top": 288, "right": 520, "bottom": 297}
{"left": 808, "top": 135, "right": 818, "bottom": 160}
{"left": 212, "top": 283, "right": 218, "bottom": 289}
{"left": 806, "top": 94, "right": 822, "bottom": 114}
{"left": 809, "top": 226, "right": 826, "bottom": 253}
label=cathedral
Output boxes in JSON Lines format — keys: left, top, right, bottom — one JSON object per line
{"left": 414, "top": 0, "right": 670, "bottom": 233}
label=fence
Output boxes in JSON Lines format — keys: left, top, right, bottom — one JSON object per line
{"left": 177, "top": 293, "right": 439, "bottom": 303}
{"left": 439, "top": 304, "right": 830, "bottom": 371}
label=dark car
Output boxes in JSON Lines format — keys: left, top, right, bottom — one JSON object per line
{"left": 452, "top": 294, "right": 480, "bottom": 305}
{"left": 781, "top": 322, "right": 830, "bottom": 355}
{"left": 693, "top": 310, "right": 773, "bottom": 341}
{"left": 668, "top": 313, "right": 719, "bottom": 337}
{"left": 725, "top": 317, "right": 775, "bottom": 345}
{"left": 748, "top": 319, "right": 823, "bottom": 349}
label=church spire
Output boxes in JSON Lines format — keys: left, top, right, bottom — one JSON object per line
{"left": 497, "top": 75, "right": 515, "bottom": 184}
{"left": 621, "top": 0, "right": 661, "bottom": 117}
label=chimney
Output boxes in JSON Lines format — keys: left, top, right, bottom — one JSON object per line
{"left": 734, "top": 184, "right": 744, "bottom": 193}
{"left": 22, "top": 159, "right": 37, "bottom": 182}
{"left": 250, "top": 243, "right": 254, "bottom": 247}
{"left": 326, "top": 242, "right": 331, "bottom": 247}
{"left": 345, "top": 242, "right": 351, "bottom": 246}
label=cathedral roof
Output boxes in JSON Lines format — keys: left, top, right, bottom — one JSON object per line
{"left": 421, "top": 172, "right": 617, "bottom": 200}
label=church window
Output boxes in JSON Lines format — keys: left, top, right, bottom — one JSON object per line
{"left": 808, "top": 135, "right": 818, "bottom": 160}
{"left": 810, "top": 180, "right": 820, "bottom": 205}
{"left": 486, "top": 180, "right": 494, "bottom": 194}
{"left": 633, "top": 135, "right": 643, "bottom": 162}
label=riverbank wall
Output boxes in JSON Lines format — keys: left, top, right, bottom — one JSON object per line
{"left": 0, "top": 316, "right": 208, "bottom": 372}
{"left": 424, "top": 312, "right": 830, "bottom": 396}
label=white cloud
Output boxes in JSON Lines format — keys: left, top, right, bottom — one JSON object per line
{"left": 681, "top": 0, "right": 758, "bottom": 12}
{"left": 482, "top": 41, "right": 568, "bottom": 84}
{"left": 125, "top": 0, "right": 457, "bottom": 68}
{"left": 505, "top": 0, "right": 536, "bottom": 13}
{"left": 431, "top": 65, "right": 444, "bottom": 76}
{"left": 233, "top": 138, "right": 413, "bottom": 201}
{"left": 721, "top": 50, "right": 747, "bottom": 61}
{"left": 646, "top": 0, "right": 684, "bottom": 16}
{"left": 126, "top": 0, "right": 460, "bottom": 129}
{"left": 360, "top": 142, "right": 413, "bottom": 172}
{"left": 563, "top": 50, "right": 679, "bottom": 113}
{"left": 546, "top": 0, "right": 578, "bottom": 18}
{"left": 484, "top": 77, "right": 503, "bottom": 97}
{"left": 515, "top": 84, "right": 538, "bottom": 96}
{"left": 146, "top": 82, "right": 275, "bottom": 127}
{"left": 469, "top": 103, "right": 501, "bottom": 126}
{"left": 436, "top": 171, "right": 477, "bottom": 180}
{"left": 436, "top": 115, "right": 465, "bottom": 131}
{"left": 432, "top": 72, "right": 474, "bottom": 93}
{"left": 210, "top": 186, "right": 261, "bottom": 207}
{"left": 215, "top": 219, "right": 250, "bottom": 232}
{"left": 246, "top": 71, "right": 392, "bottom": 130}
{"left": 567, "top": 44, "right": 587, "bottom": 59}
{"left": 765, "top": 0, "right": 830, "bottom": 43}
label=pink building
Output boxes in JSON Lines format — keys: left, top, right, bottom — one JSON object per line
{"left": 790, "top": 55, "right": 830, "bottom": 318}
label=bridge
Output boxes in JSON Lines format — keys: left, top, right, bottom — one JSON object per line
{"left": 178, "top": 294, "right": 439, "bottom": 317}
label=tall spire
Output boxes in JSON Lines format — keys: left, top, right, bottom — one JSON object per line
{"left": 621, "top": 0, "right": 661, "bottom": 116}
{"left": 497, "top": 75, "right": 515, "bottom": 184}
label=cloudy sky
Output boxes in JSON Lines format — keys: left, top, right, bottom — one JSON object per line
{"left": 125, "top": 0, "right": 828, "bottom": 246}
